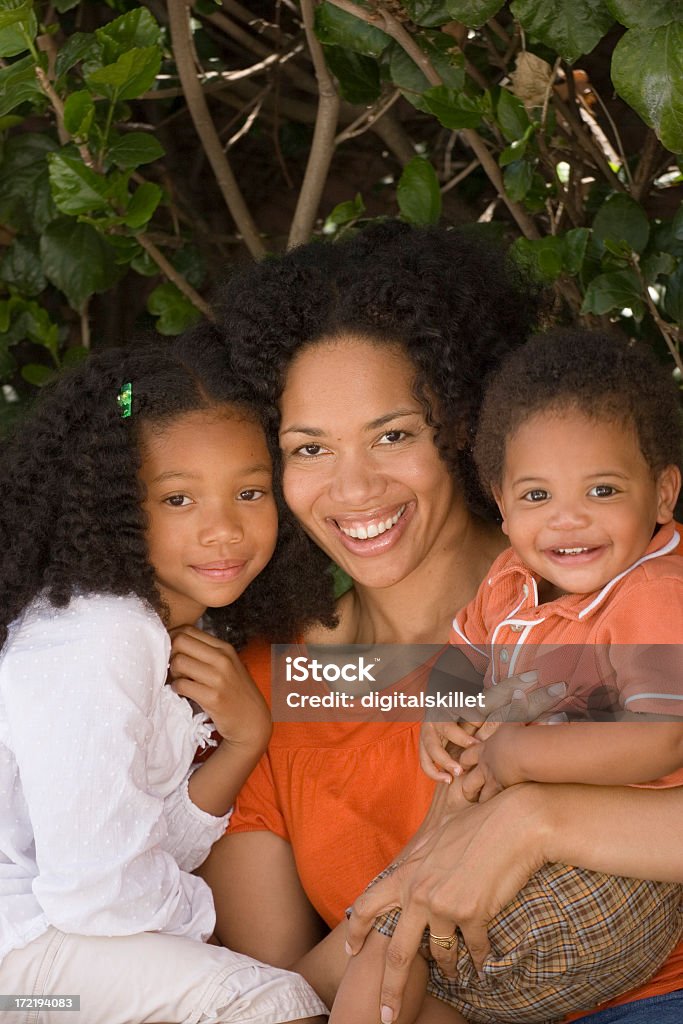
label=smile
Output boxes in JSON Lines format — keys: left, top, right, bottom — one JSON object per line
{"left": 191, "top": 560, "right": 247, "bottom": 581}
{"left": 337, "top": 505, "right": 406, "bottom": 540}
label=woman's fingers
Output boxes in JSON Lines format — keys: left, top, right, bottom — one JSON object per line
{"left": 427, "top": 918, "right": 460, "bottom": 977}
{"left": 374, "top": 906, "right": 429, "bottom": 1024}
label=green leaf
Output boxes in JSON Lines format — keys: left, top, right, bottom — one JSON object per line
{"left": 403, "top": 0, "right": 454, "bottom": 28}
{"left": 581, "top": 268, "right": 644, "bottom": 317}
{"left": 0, "top": 54, "right": 44, "bottom": 116}
{"left": 63, "top": 90, "right": 95, "bottom": 139}
{"left": 86, "top": 46, "right": 161, "bottom": 102}
{"left": 314, "top": 2, "right": 390, "bottom": 59}
{"left": 496, "top": 88, "right": 531, "bottom": 142}
{"left": 397, "top": 156, "right": 442, "bottom": 225}
{"left": 503, "top": 158, "right": 535, "bottom": 201}
{"left": 0, "top": 343, "right": 16, "bottom": 379}
{"left": 0, "top": 236, "right": 47, "bottom": 295}
{"left": 323, "top": 46, "right": 381, "bottom": 104}
{"left": 55, "top": 32, "right": 102, "bottom": 78}
{"left": 422, "top": 85, "right": 485, "bottom": 129}
{"left": 324, "top": 193, "right": 366, "bottom": 232}
{"left": 62, "top": 344, "right": 89, "bottom": 367}
{"left": 611, "top": 25, "right": 683, "bottom": 154}
{"left": 445, "top": 0, "right": 505, "bottom": 28}
{"left": 384, "top": 33, "right": 466, "bottom": 112}
{"left": 95, "top": 7, "right": 162, "bottom": 64}
{"left": 55, "top": 0, "right": 81, "bottom": 11}
{"left": 21, "top": 363, "right": 56, "bottom": 387}
{"left": 48, "top": 152, "right": 110, "bottom": 215}
{"left": 499, "top": 131, "right": 533, "bottom": 166}
{"left": 172, "top": 246, "right": 205, "bottom": 289}
{"left": 605, "top": 0, "right": 682, "bottom": 29}
{"left": 510, "top": 235, "right": 564, "bottom": 281}
{"left": 510, "top": 0, "right": 614, "bottom": 63}
{"left": 641, "top": 251, "right": 675, "bottom": 284}
{"left": 663, "top": 263, "right": 683, "bottom": 324}
{"left": 0, "top": 132, "right": 58, "bottom": 233}
{"left": 123, "top": 181, "right": 162, "bottom": 229}
{"left": 147, "top": 282, "right": 202, "bottom": 336}
{"left": 562, "top": 227, "right": 590, "bottom": 273}
{"left": 40, "top": 218, "right": 124, "bottom": 311}
{"left": 0, "top": 1, "right": 37, "bottom": 58}
{"left": 0, "top": 296, "right": 58, "bottom": 352}
{"left": 107, "top": 132, "right": 165, "bottom": 169}
{"left": 592, "top": 193, "right": 650, "bottom": 255}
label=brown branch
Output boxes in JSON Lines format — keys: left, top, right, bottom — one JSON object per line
{"left": 631, "top": 255, "right": 683, "bottom": 376}
{"left": 288, "top": 0, "right": 340, "bottom": 248}
{"left": 167, "top": 0, "right": 265, "bottom": 257}
{"left": 136, "top": 234, "right": 214, "bottom": 321}
{"left": 326, "top": 0, "right": 541, "bottom": 240}
{"left": 632, "top": 130, "right": 663, "bottom": 204}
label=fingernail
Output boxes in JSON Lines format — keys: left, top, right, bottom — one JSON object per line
{"left": 344, "top": 941, "right": 353, "bottom": 956}
{"left": 518, "top": 671, "right": 537, "bottom": 683}
{"left": 547, "top": 713, "right": 569, "bottom": 724}
{"left": 548, "top": 682, "right": 567, "bottom": 697}
{"left": 450, "top": 763, "right": 462, "bottom": 776}
{"left": 512, "top": 688, "right": 525, "bottom": 700}
{"left": 440, "top": 774, "right": 452, "bottom": 785}
{"left": 381, "top": 1005, "right": 394, "bottom": 1023}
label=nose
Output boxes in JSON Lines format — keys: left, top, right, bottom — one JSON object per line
{"left": 546, "top": 498, "right": 591, "bottom": 530}
{"left": 198, "top": 503, "right": 244, "bottom": 546}
{"left": 327, "top": 450, "right": 387, "bottom": 507}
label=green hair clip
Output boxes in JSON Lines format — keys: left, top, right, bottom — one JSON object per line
{"left": 117, "top": 382, "right": 132, "bottom": 418}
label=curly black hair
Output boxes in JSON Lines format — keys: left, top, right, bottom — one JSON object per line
{"left": 0, "top": 335, "right": 337, "bottom": 653}
{"left": 474, "top": 328, "right": 683, "bottom": 493}
{"left": 180, "top": 220, "right": 543, "bottom": 522}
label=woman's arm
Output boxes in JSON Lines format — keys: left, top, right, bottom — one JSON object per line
{"left": 346, "top": 783, "right": 683, "bottom": 1024}
{"left": 197, "top": 829, "right": 328, "bottom": 966}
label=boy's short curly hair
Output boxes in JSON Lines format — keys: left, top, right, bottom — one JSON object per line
{"left": 0, "top": 336, "right": 336, "bottom": 652}
{"left": 474, "top": 328, "right": 683, "bottom": 494}
{"left": 181, "top": 220, "right": 543, "bottom": 520}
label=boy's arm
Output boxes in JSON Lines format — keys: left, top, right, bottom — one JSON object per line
{"left": 460, "top": 719, "right": 683, "bottom": 796}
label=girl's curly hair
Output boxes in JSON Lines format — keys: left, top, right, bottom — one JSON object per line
{"left": 0, "top": 336, "right": 337, "bottom": 652}
{"left": 185, "top": 221, "right": 543, "bottom": 522}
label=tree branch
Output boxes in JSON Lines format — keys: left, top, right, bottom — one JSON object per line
{"left": 326, "top": 0, "right": 542, "bottom": 240}
{"left": 167, "top": 0, "right": 265, "bottom": 257}
{"left": 287, "top": 0, "right": 340, "bottom": 248}
{"left": 136, "top": 234, "right": 214, "bottom": 320}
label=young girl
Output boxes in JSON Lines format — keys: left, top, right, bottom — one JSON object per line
{"left": 0, "top": 340, "right": 328, "bottom": 1024}
{"left": 305, "top": 330, "right": 683, "bottom": 1024}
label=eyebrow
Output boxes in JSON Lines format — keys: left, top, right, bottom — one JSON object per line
{"left": 281, "top": 408, "right": 421, "bottom": 436}
{"left": 151, "top": 464, "right": 271, "bottom": 484}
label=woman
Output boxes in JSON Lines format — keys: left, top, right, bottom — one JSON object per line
{"left": 186, "top": 222, "right": 683, "bottom": 1021}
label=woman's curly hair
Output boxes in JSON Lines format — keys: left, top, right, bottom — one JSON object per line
{"left": 0, "top": 336, "right": 337, "bottom": 652}
{"left": 185, "top": 221, "right": 543, "bottom": 522}
{"left": 474, "top": 328, "right": 683, "bottom": 492}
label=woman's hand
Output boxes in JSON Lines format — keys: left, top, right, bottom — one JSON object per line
{"left": 346, "top": 784, "right": 552, "bottom": 1024}
{"left": 169, "top": 625, "right": 271, "bottom": 750}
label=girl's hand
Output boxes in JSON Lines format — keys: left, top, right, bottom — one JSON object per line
{"left": 169, "top": 625, "right": 271, "bottom": 752}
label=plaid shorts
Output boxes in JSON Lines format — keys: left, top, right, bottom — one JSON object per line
{"left": 371, "top": 863, "right": 683, "bottom": 1024}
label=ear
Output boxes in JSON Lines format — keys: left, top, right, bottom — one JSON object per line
{"left": 655, "top": 464, "right": 681, "bottom": 525}
{"left": 492, "top": 486, "right": 509, "bottom": 536}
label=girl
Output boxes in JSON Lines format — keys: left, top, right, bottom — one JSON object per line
{"left": 0, "top": 340, "right": 328, "bottom": 1024}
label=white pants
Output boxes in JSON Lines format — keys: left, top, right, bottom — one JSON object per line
{"left": 0, "top": 927, "right": 327, "bottom": 1024}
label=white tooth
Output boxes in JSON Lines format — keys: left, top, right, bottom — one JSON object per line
{"left": 348, "top": 527, "right": 358, "bottom": 539}
{"left": 384, "top": 517, "right": 393, "bottom": 530}
{"left": 367, "top": 523, "right": 379, "bottom": 538}
{"left": 357, "top": 525, "right": 368, "bottom": 540}
{"left": 377, "top": 522, "right": 386, "bottom": 534}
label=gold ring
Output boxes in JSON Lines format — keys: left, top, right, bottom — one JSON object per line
{"left": 429, "top": 931, "right": 457, "bottom": 950}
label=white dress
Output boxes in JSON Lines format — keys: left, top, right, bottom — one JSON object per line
{"left": 0, "top": 593, "right": 228, "bottom": 963}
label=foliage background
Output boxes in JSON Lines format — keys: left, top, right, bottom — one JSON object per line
{"left": 1, "top": 0, "right": 682, "bottom": 431}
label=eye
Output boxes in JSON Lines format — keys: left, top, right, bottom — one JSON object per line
{"left": 377, "top": 430, "right": 408, "bottom": 445}
{"left": 291, "top": 443, "right": 328, "bottom": 457}
{"left": 522, "top": 489, "right": 549, "bottom": 503}
{"left": 238, "top": 488, "right": 267, "bottom": 501}
{"left": 164, "top": 494, "right": 192, "bottom": 507}
{"left": 589, "top": 484, "right": 618, "bottom": 498}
